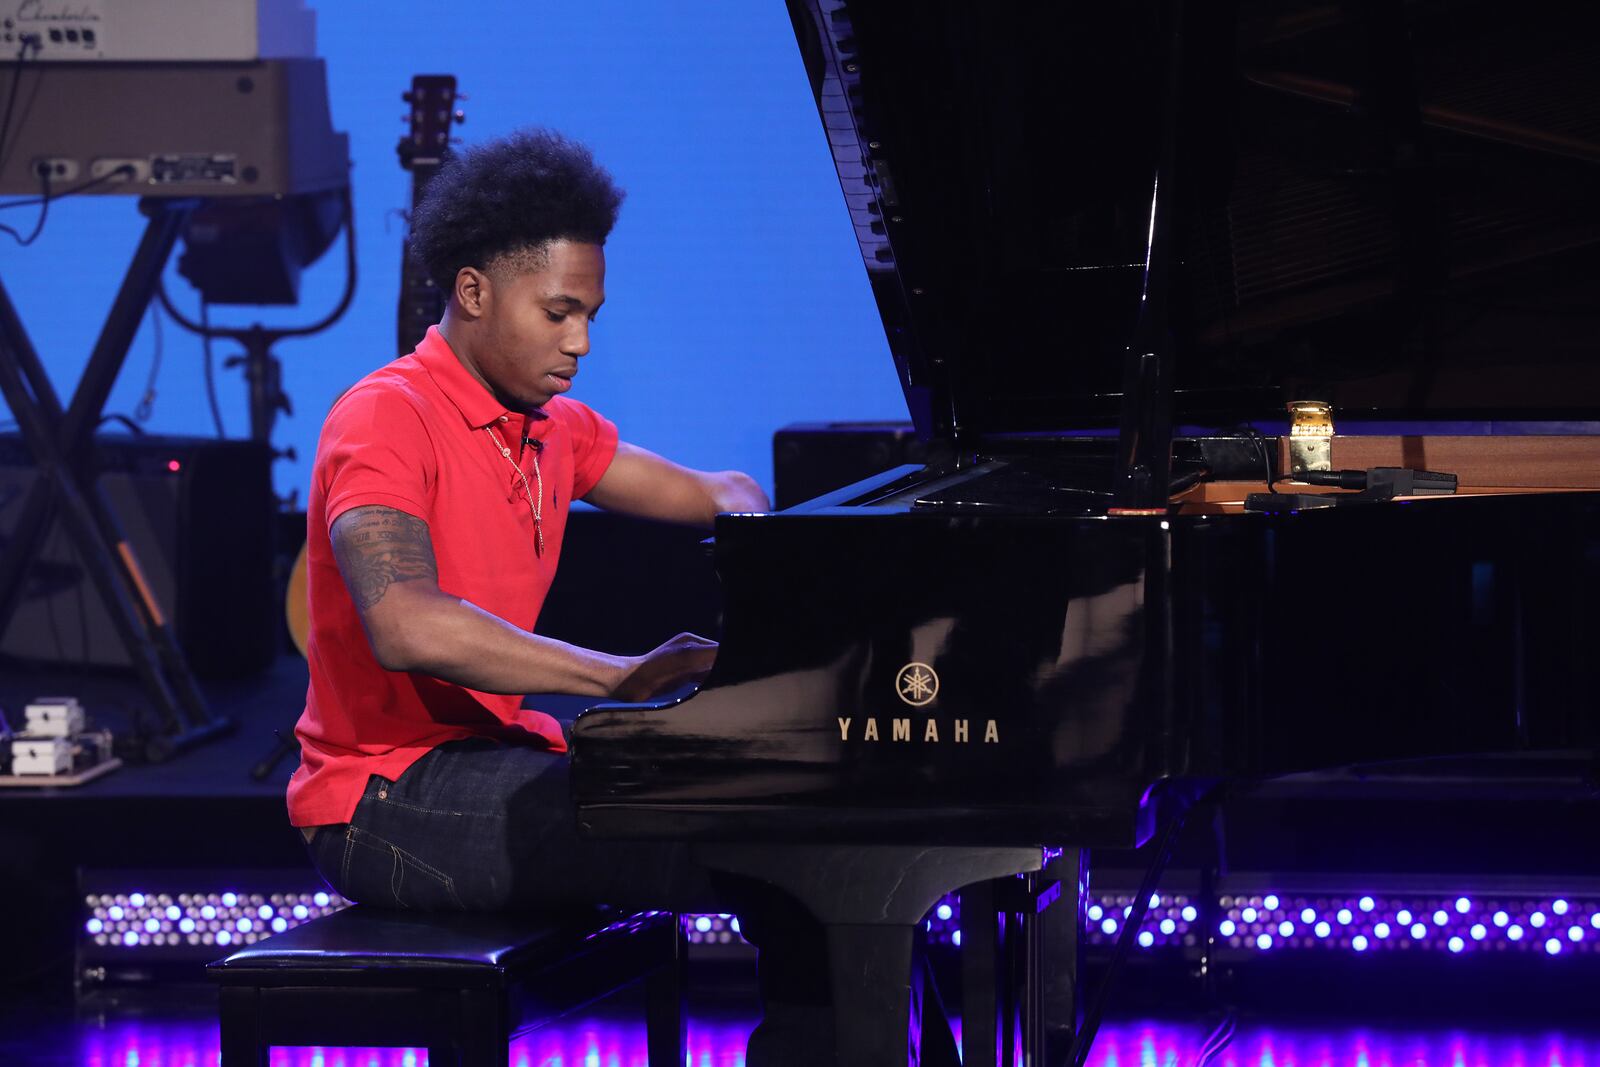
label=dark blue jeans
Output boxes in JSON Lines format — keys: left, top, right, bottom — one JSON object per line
{"left": 304, "top": 736, "right": 719, "bottom": 912}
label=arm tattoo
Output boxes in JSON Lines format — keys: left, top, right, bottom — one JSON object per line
{"left": 331, "top": 506, "right": 439, "bottom": 611}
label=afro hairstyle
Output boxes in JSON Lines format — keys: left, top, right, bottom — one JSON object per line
{"left": 408, "top": 128, "right": 625, "bottom": 291}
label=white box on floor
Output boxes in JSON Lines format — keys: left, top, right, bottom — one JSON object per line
{"left": 12, "top": 737, "right": 74, "bottom": 775}
{"left": 24, "top": 698, "right": 85, "bottom": 738}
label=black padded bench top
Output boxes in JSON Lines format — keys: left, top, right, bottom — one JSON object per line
{"left": 211, "top": 906, "right": 676, "bottom": 984}
{"left": 208, "top": 906, "right": 686, "bottom": 1065}
{"left": 214, "top": 908, "right": 656, "bottom": 972}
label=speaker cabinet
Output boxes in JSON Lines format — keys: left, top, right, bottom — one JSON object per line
{"left": 0, "top": 434, "right": 276, "bottom": 678}
{"left": 772, "top": 421, "right": 924, "bottom": 509}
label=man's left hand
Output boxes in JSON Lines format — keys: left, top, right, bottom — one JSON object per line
{"left": 708, "top": 470, "right": 770, "bottom": 514}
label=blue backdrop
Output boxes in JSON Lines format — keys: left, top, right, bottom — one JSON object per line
{"left": 0, "top": 1, "right": 901, "bottom": 506}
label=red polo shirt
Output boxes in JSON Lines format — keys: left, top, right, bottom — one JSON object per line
{"left": 286, "top": 327, "right": 619, "bottom": 828}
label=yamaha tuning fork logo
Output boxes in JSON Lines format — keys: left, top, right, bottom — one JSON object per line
{"left": 835, "top": 660, "right": 1000, "bottom": 745}
{"left": 896, "top": 662, "right": 938, "bottom": 706}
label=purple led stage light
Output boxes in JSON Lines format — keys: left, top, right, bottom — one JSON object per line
{"left": 681, "top": 913, "right": 744, "bottom": 946}
{"left": 915, "top": 886, "right": 1600, "bottom": 958}
{"left": 1191, "top": 888, "right": 1600, "bottom": 959}
{"left": 84, "top": 876, "right": 1600, "bottom": 968}
{"left": 82, "top": 885, "right": 351, "bottom": 954}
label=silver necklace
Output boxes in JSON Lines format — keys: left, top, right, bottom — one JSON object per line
{"left": 485, "top": 423, "right": 544, "bottom": 556}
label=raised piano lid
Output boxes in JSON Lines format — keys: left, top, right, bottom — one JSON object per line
{"left": 784, "top": 0, "right": 1600, "bottom": 444}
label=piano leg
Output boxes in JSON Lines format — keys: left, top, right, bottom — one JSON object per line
{"left": 962, "top": 878, "right": 1004, "bottom": 1067}
{"left": 694, "top": 843, "right": 1043, "bottom": 1067}
{"left": 825, "top": 922, "right": 919, "bottom": 1065}
{"left": 963, "top": 848, "right": 1085, "bottom": 1067}
{"left": 1036, "top": 849, "right": 1086, "bottom": 1067}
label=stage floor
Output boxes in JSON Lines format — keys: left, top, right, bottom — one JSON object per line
{"left": 5, "top": 994, "right": 1600, "bottom": 1067}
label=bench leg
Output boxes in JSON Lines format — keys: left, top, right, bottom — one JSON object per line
{"left": 646, "top": 922, "right": 687, "bottom": 1067}
{"left": 451, "top": 988, "right": 510, "bottom": 1067}
{"left": 217, "top": 986, "right": 269, "bottom": 1067}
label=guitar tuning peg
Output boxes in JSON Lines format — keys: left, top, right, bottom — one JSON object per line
{"left": 454, "top": 92, "right": 469, "bottom": 101}
{"left": 401, "top": 91, "right": 413, "bottom": 103}
{"left": 454, "top": 110, "right": 466, "bottom": 123}
{"left": 450, "top": 137, "right": 463, "bottom": 145}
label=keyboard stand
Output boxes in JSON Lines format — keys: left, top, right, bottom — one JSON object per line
{"left": 0, "top": 197, "right": 231, "bottom": 761}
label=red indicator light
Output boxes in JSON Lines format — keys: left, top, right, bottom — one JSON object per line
{"left": 167, "top": 459, "right": 182, "bottom": 472}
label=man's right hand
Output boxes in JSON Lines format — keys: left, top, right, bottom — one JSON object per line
{"left": 611, "top": 632, "right": 719, "bottom": 702}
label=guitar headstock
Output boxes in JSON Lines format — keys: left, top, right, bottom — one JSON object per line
{"left": 397, "top": 74, "right": 464, "bottom": 357}
{"left": 399, "top": 75, "right": 464, "bottom": 170}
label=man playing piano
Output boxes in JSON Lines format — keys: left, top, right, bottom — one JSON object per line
{"left": 284, "top": 126, "right": 946, "bottom": 1067}
{"left": 287, "top": 127, "right": 767, "bottom": 918}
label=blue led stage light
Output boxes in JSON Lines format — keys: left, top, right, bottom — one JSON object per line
{"left": 915, "top": 884, "right": 1600, "bottom": 959}
{"left": 79, "top": 869, "right": 1600, "bottom": 997}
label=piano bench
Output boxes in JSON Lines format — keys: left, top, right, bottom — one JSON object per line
{"left": 207, "top": 906, "right": 686, "bottom": 1067}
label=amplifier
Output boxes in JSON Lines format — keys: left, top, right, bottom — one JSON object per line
{"left": 0, "top": 58, "right": 348, "bottom": 197}
{"left": 0, "top": 434, "right": 277, "bottom": 678}
{"left": 0, "top": 0, "right": 315, "bottom": 63}
{"left": 772, "top": 421, "right": 924, "bottom": 510}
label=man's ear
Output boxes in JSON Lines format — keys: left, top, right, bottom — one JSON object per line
{"left": 453, "top": 266, "right": 490, "bottom": 319}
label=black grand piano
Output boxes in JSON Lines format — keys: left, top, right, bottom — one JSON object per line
{"left": 571, "top": 0, "right": 1600, "bottom": 1063}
